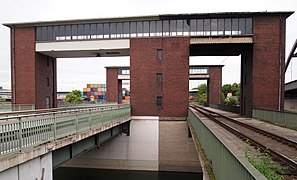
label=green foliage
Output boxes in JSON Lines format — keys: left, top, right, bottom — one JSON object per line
{"left": 66, "top": 90, "right": 82, "bottom": 104}
{"left": 0, "top": 97, "right": 5, "bottom": 102}
{"left": 225, "top": 97, "right": 237, "bottom": 106}
{"left": 222, "top": 83, "right": 240, "bottom": 97}
{"left": 197, "top": 84, "right": 207, "bottom": 105}
{"left": 222, "top": 83, "right": 240, "bottom": 105}
{"left": 198, "top": 93, "right": 207, "bottom": 105}
{"left": 244, "top": 140, "right": 285, "bottom": 180}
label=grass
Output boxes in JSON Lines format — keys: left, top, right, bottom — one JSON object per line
{"left": 244, "top": 140, "right": 286, "bottom": 180}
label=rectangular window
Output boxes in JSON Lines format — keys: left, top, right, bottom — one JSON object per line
{"left": 218, "top": 19, "right": 224, "bottom": 35}
{"left": 123, "top": 22, "right": 130, "bottom": 37}
{"left": 47, "top": 58, "right": 50, "bottom": 67}
{"left": 156, "top": 96, "right": 162, "bottom": 107}
{"left": 117, "top": 22, "right": 123, "bottom": 38}
{"left": 71, "top": 24, "right": 78, "bottom": 40}
{"left": 137, "top": 21, "right": 143, "bottom": 37}
{"left": 46, "top": 77, "right": 50, "bottom": 86}
{"left": 103, "top": 23, "right": 110, "bottom": 38}
{"left": 183, "top": 20, "right": 190, "bottom": 36}
{"left": 130, "top": 22, "right": 137, "bottom": 37}
{"left": 232, "top": 18, "right": 239, "bottom": 35}
{"left": 143, "top": 21, "right": 149, "bottom": 37}
{"left": 157, "top": 73, "right": 162, "bottom": 85}
{"left": 47, "top": 26, "right": 53, "bottom": 41}
{"left": 91, "top": 24, "right": 97, "bottom": 39}
{"left": 246, "top": 18, "right": 253, "bottom": 34}
{"left": 97, "top": 23, "right": 103, "bottom": 38}
{"left": 150, "top": 21, "right": 156, "bottom": 36}
{"left": 41, "top": 27, "right": 48, "bottom": 41}
{"left": 163, "top": 20, "right": 169, "bottom": 36}
{"left": 238, "top": 18, "right": 246, "bottom": 34}
{"left": 177, "top": 20, "right": 183, "bottom": 36}
{"left": 170, "top": 20, "right": 177, "bottom": 36}
{"left": 110, "top": 23, "right": 117, "bottom": 38}
{"left": 36, "top": 27, "right": 42, "bottom": 41}
{"left": 190, "top": 19, "right": 197, "bottom": 36}
{"left": 157, "top": 49, "right": 163, "bottom": 60}
{"left": 211, "top": 19, "right": 218, "bottom": 35}
{"left": 203, "top": 19, "right": 210, "bottom": 35}
{"left": 225, "top": 19, "right": 232, "bottom": 35}
{"left": 197, "top": 19, "right": 203, "bottom": 35}
{"left": 156, "top": 21, "right": 162, "bottom": 36}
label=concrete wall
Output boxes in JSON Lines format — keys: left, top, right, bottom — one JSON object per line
{"left": 0, "top": 152, "right": 52, "bottom": 180}
{"left": 284, "top": 99, "right": 297, "bottom": 112}
{"left": 159, "top": 120, "right": 201, "bottom": 172}
{"left": 12, "top": 27, "right": 56, "bottom": 109}
{"left": 130, "top": 38, "right": 189, "bottom": 117}
{"left": 62, "top": 119, "right": 159, "bottom": 171}
{"left": 61, "top": 118, "right": 202, "bottom": 173}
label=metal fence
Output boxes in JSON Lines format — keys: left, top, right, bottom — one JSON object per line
{"left": 0, "top": 104, "right": 130, "bottom": 156}
{"left": 188, "top": 108, "right": 265, "bottom": 180}
{"left": 252, "top": 108, "right": 297, "bottom": 130}
{"left": 0, "top": 104, "right": 35, "bottom": 112}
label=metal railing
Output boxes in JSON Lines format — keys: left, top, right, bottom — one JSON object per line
{"left": 0, "top": 104, "right": 35, "bottom": 112}
{"left": 0, "top": 104, "right": 130, "bottom": 156}
{"left": 252, "top": 108, "right": 297, "bottom": 130}
{"left": 188, "top": 108, "right": 266, "bottom": 179}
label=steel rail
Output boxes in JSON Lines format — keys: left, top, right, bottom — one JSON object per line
{"left": 195, "top": 105, "right": 297, "bottom": 148}
{"left": 190, "top": 105, "right": 297, "bottom": 172}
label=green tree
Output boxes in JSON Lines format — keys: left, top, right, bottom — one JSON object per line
{"left": 197, "top": 83, "right": 207, "bottom": 105}
{"left": 222, "top": 84, "right": 232, "bottom": 98}
{"left": 66, "top": 90, "right": 82, "bottom": 104}
{"left": 222, "top": 83, "right": 240, "bottom": 105}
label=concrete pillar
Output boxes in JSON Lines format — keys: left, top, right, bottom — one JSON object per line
{"left": 0, "top": 152, "right": 53, "bottom": 180}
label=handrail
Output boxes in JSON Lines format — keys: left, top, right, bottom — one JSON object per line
{"left": 0, "top": 104, "right": 129, "bottom": 118}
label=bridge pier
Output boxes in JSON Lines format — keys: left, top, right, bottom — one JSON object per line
{"left": 0, "top": 152, "right": 52, "bottom": 180}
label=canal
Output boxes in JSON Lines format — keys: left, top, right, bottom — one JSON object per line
{"left": 54, "top": 167, "right": 203, "bottom": 180}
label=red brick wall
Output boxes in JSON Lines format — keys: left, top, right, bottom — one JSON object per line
{"left": 106, "top": 68, "right": 119, "bottom": 103}
{"left": 12, "top": 27, "right": 57, "bottom": 109}
{"left": 35, "top": 54, "right": 57, "bottom": 109}
{"left": 12, "top": 27, "right": 36, "bottom": 105}
{"left": 252, "top": 15, "right": 285, "bottom": 111}
{"left": 130, "top": 37, "right": 189, "bottom": 117}
{"left": 209, "top": 67, "right": 222, "bottom": 105}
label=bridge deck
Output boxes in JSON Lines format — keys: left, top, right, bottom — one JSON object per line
{"left": 0, "top": 104, "right": 131, "bottom": 172}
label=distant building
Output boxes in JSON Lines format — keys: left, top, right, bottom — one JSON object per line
{"left": 0, "top": 87, "right": 11, "bottom": 101}
{"left": 57, "top": 92, "right": 70, "bottom": 102}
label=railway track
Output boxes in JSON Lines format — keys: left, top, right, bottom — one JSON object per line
{"left": 190, "top": 105, "right": 297, "bottom": 174}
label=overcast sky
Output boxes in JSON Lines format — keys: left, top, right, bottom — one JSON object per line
{"left": 0, "top": 0, "right": 296, "bottom": 91}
